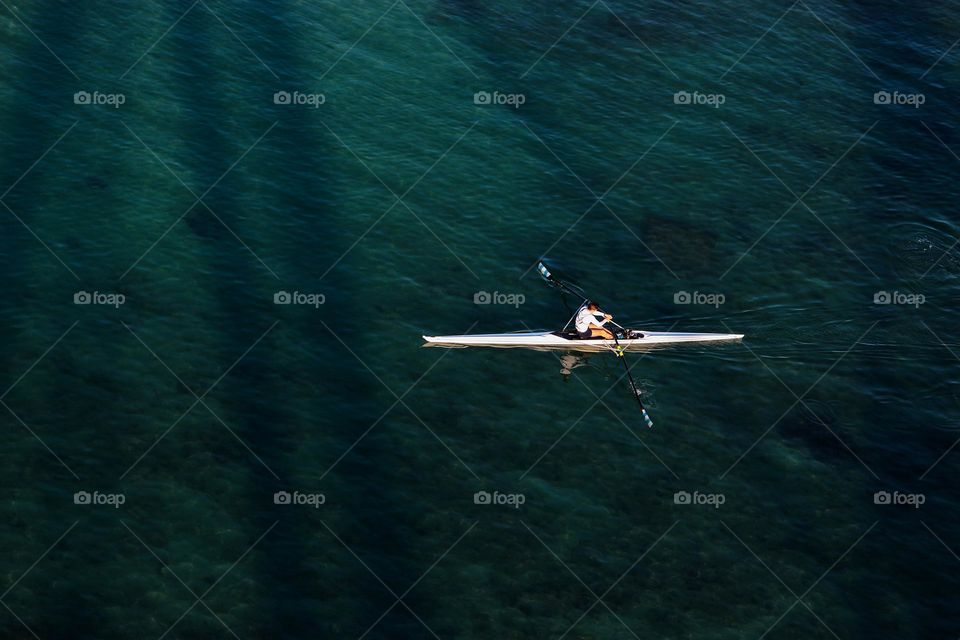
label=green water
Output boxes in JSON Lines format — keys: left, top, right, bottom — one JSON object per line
{"left": 1, "top": 1, "right": 958, "bottom": 638}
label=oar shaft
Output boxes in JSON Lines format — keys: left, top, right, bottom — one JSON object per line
{"left": 611, "top": 331, "right": 654, "bottom": 428}
{"left": 539, "top": 263, "right": 653, "bottom": 427}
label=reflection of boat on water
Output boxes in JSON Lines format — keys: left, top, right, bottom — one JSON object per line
{"left": 559, "top": 352, "right": 591, "bottom": 381}
{"left": 556, "top": 352, "right": 653, "bottom": 406}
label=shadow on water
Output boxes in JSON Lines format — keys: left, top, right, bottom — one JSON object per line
{"left": 0, "top": 2, "right": 120, "bottom": 638}
{"left": 158, "top": 2, "right": 414, "bottom": 636}
{"left": 803, "top": 3, "right": 960, "bottom": 638}
{"left": 779, "top": 399, "right": 851, "bottom": 460}
{"left": 841, "top": 2, "right": 960, "bottom": 447}
{"left": 153, "top": 6, "right": 328, "bottom": 638}
{"left": 433, "top": 0, "right": 720, "bottom": 279}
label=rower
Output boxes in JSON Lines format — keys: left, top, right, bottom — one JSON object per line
{"left": 575, "top": 301, "right": 614, "bottom": 339}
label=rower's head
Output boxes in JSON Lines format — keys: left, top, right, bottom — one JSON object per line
{"left": 586, "top": 301, "right": 599, "bottom": 311}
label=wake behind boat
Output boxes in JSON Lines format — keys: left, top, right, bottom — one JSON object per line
{"left": 422, "top": 329, "right": 744, "bottom": 350}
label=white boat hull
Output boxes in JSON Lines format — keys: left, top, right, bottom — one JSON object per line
{"left": 422, "top": 330, "right": 744, "bottom": 351}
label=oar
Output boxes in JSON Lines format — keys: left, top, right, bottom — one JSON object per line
{"left": 606, "top": 316, "right": 654, "bottom": 428}
{"left": 539, "top": 262, "right": 654, "bottom": 428}
{"left": 538, "top": 262, "right": 587, "bottom": 299}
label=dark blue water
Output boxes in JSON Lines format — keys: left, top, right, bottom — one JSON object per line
{"left": 0, "top": 1, "right": 958, "bottom": 638}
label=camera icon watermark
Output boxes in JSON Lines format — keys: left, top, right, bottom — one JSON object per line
{"left": 673, "top": 490, "right": 725, "bottom": 509}
{"left": 74, "top": 91, "right": 126, "bottom": 108}
{"left": 873, "top": 490, "right": 924, "bottom": 509}
{"left": 274, "top": 291, "right": 325, "bottom": 308}
{"left": 473, "top": 490, "right": 525, "bottom": 508}
{"left": 473, "top": 291, "right": 525, "bottom": 308}
{"left": 673, "top": 290, "right": 725, "bottom": 308}
{"left": 473, "top": 90, "right": 525, "bottom": 109}
{"left": 74, "top": 291, "right": 125, "bottom": 308}
{"left": 274, "top": 490, "right": 325, "bottom": 508}
{"left": 74, "top": 490, "right": 125, "bottom": 508}
{"left": 873, "top": 290, "right": 924, "bottom": 308}
{"left": 673, "top": 90, "right": 725, "bottom": 108}
{"left": 873, "top": 90, "right": 924, "bottom": 108}
{"left": 274, "top": 90, "right": 326, "bottom": 108}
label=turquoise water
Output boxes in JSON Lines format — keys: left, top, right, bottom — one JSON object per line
{"left": 1, "top": 1, "right": 958, "bottom": 637}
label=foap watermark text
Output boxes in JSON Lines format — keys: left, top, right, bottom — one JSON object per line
{"left": 274, "top": 91, "right": 326, "bottom": 108}
{"left": 874, "top": 491, "right": 924, "bottom": 509}
{"left": 74, "top": 490, "right": 125, "bottom": 508}
{"left": 674, "top": 290, "right": 725, "bottom": 307}
{"left": 874, "top": 91, "right": 924, "bottom": 108}
{"left": 674, "top": 490, "right": 725, "bottom": 509}
{"left": 474, "top": 291, "right": 525, "bottom": 307}
{"left": 674, "top": 90, "right": 725, "bottom": 108}
{"left": 75, "top": 291, "right": 125, "bottom": 308}
{"left": 874, "top": 290, "right": 924, "bottom": 308}
{"left": 74, "top": 91, "right": 125, "bottom": 108}
{"left": 474, "top": 91, "right": 525, "bottom": 109}
{"left": 275, "top": 291, "right": 325, "bottom": 308}
{"left": 474, "top": 490, "right": 525, "bottom": 509}
{"left": 274, "top": 491, "right": 326, "bottom": 508}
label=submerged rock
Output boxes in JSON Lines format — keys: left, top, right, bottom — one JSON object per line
{"left": 641, "top": 213, "right": 718, "bottom": 275}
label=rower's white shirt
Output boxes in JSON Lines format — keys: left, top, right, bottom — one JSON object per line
{"left": 575, "top": 307, "right": 606, "bottom": 333}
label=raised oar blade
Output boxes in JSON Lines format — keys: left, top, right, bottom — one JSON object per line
{"left": 537, "top": 261, "right": 554, "bottom": 284}
{"left": 538, "top": 261, "right": 587, "bottom": 299}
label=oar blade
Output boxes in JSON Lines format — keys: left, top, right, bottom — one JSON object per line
{"left": 537, "top": 261, "right": 552, "bottom": 281}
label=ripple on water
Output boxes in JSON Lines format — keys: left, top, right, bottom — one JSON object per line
{"left": 768, "top": 318, "right": 869, "bottom": 356}
{"left": 890, "top": 222, "right": 960, "bottom": 279}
